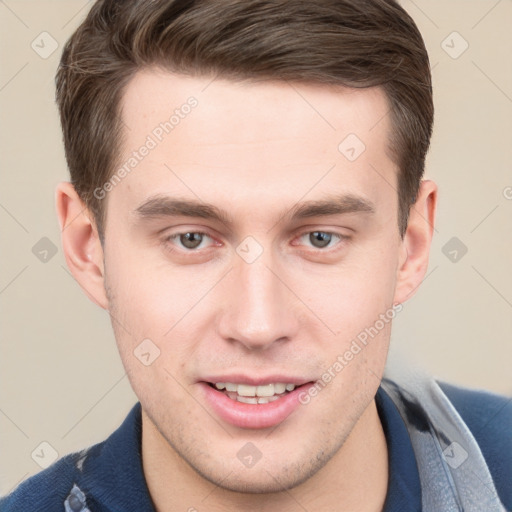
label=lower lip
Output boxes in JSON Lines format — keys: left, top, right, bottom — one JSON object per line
{"left": 199, "top": 382, "right": 312, "bottom": 429}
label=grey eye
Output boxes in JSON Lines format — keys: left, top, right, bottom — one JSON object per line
{"left": 179, "top": 232, "right": 204, "bottom": 249}
{"left": 309, "top": 231, "right": 332, "bottom": 248}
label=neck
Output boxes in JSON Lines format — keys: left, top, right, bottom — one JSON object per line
{"left": 142, "top": 399, "right": 388, "bottom": 512}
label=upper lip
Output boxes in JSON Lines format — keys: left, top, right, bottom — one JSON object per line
{"left": 200, "top": 374, "right": 314, "bottom": 386}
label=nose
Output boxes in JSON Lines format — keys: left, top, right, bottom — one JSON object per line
{"left": 217, "top": 249, "right": 299, "bottom": 351}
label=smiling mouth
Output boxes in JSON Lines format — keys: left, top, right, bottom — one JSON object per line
{"left": 201, "top": 380, "right": 315, "bottom": 429}
{"left": 207, "top": 382, "right": 301, "bottom": 404}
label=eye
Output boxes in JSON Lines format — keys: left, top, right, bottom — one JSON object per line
{"left": 165, "top": 231, "right": 215, "bottom": 251}
{"left": 296, "top": 231, "right": 346, "bottom": 250}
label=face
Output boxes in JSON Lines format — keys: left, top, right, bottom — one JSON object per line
{"left": 102, "top": 69, "right": 404, "bottom": 492}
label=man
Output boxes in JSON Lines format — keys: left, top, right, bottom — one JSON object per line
{"left": 2, "top": 0, "right": 511, "bottom": 510}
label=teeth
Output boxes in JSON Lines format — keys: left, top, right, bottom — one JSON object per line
{"left": 237, "top": 384, "right": 257, "bottom": 397}
{"left": 257, "top": 396, "right": 280, "bottom": 404}
{"left": 237, "top": 396, "right": 258, "bottom": 404}
{"left": 233, "top": 395, "right": 283, "bottom": 404}
{"left": 213, "top": 382, "right": 297, "bottom": 398}
{"left": 274, "top": 383, "right": 287, "bottom": 394}
{"left": 255, "top": 383, "right": 274, "bottom": 397}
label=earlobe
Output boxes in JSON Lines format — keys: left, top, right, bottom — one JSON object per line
{"left": 393, "top": 180, "right": 438, "bottom": 305}
{"left": 55, "top": 182, "right": 109, "bottom": 310}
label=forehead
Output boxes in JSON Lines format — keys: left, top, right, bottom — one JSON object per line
{"left": 112, "top": 69, "right": 396, "bottom": 223}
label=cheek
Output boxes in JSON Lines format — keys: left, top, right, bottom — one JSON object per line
{"left": 292, "top": 241, "right": 398, "bottom": 394}
{"left": 104, "top": 248, "right": 211, "bottom": 382}
{"left": 300, "top": 245, "right": 398, "bottom": 338}
{"left": 106, "top": 245, "right": 191, "bottom": 324}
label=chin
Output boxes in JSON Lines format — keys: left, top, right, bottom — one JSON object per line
{"left": 191, "top": 448, "right": 330, "bottom": 496}
{"left": 201, "top": 467, "right": 306, "bottom": 495}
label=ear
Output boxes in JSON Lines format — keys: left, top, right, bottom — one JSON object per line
{"left": 55, "top": 182, "right": 109, "bottom": 309}
{"left": 393, "top": 179, "right": 438, "bottom": 304}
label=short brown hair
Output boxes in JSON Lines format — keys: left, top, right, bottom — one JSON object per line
{"left": 56, "top": 0, "right": 433, "bottom": 240}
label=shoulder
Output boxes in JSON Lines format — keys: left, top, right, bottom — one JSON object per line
{"left": 0, "top": 449, "right": 87, "bottom": 511}
{"left": 439, "top": 380, "right": 512, "bottom": 509}
{"left": 1, "top": 403, "right": 142, "bottom": 511}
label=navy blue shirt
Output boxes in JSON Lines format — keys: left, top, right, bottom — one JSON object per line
{"left": 2, "top": 382, "right": 511, "bottom": 511}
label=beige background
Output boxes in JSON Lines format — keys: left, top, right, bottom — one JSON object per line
{"left": 1, "top": 0, "right": 511, "bottom": 496}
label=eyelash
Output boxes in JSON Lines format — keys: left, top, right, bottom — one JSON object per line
{"left": 163, "top": 230, "right": 348, "bottom": 253}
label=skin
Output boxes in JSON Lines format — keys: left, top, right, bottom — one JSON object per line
{"left": 56, "top": 69, "right": 437, "bottom": 512}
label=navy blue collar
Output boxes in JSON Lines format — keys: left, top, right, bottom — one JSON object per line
{"left": 375, "top": 386, "right": 422, "bottom": 511}
{"left": 77, "top": 403, "right": 156, "bottom": 511}
{"left": 82, "top": 387, "right": 421, "bottom": 511}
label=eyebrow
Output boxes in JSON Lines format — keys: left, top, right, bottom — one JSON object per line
{"left": 133, "top": 193, "right": 375, "bottom": 226}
